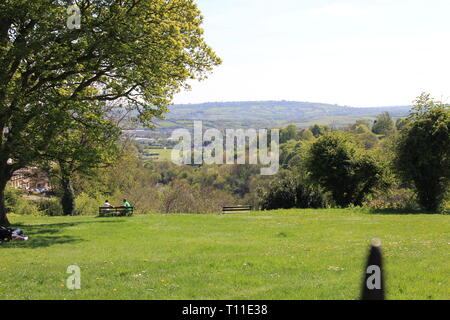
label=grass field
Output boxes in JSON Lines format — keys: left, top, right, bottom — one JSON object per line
{"left": 143, "top": 148, "right": 173, "bottom": 162}
{"left": 0, "top": 209, "right": 448, "bottom": 300}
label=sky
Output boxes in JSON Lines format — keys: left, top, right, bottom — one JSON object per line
{"left": 173, "top": 0, "right": 450, "bottom": 107}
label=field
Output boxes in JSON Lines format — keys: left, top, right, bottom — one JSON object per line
{"left": 0, "top": 209, "right": 448, "bottom": 300}
{"left": 143, "top": 148, "right": 173, "bottom": 162}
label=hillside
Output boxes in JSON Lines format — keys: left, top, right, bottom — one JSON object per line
{"left": 154, "top": 101, "right": 411, "bottom": 130}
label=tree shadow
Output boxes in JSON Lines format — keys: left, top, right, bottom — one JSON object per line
{"left": 1, "top": 219, "right": 125, "bottom": 249}
{"left": 367, "top": 208, "right": 439, "bottom": 215}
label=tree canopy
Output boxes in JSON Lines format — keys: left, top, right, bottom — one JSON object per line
{"left": 372, "top": 112, "right": 395, "bottom": 136}
{"left": 306, "top": 132, "right": 387, "bottom": 207}
{"left": 0, "top": 0, "right": 221, "bottom": 225}
{"left": 394, "top": 93, "right": 450, "bottom": 211}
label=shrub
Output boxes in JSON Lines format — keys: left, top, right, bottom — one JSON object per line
{"left": 161, "top": 181, "right": 200, "bottom": 214}
{"left": 32, "top": 198, "right": 64, "bottom": 216}
{"left": 160, "top": 181, "right": 236, "bottom": 214}
{"left": 75, "top": 192, "right": 105, "bottom": 216}
{"left": 4, "top": 187, "right": 40, "bottom": 215}
{"left": 362, "top": 188, "right": 419, "bottom": 211}
{"left": 260, "top": 173, "right": 328, "bottom": 210}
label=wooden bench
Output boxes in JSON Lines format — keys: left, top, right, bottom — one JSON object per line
{"left": 222, "top": 205, "right": 252, "bottom": 214}
{"left": 98, "top": 206, "right": 134, "bottom": 217}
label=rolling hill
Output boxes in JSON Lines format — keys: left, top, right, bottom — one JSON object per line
{"left": 155, "top": 101, "right": 411, "bottom": 130}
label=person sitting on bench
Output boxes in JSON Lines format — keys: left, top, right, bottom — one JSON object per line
{"left": 103, "top": 200, "right": 113, "bottom": 208}
{"left": 122, "top": 199, "right": 132, "bottom": 215}
{"left": 101, "top": 200, "right": 114, "bottom": 215}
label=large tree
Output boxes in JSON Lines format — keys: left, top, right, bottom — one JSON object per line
{"left": 0, "top": 0, "right": 220, "bottom": 225}
{"left": 306, "top": 132, "right": 387, "bottom": 207}
{"left": 394, "top": 93, "right": 450, "bottom": 211}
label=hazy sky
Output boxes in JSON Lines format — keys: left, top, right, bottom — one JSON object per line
{"left": 173, "top": 0, "right": 450, "bottom": 107}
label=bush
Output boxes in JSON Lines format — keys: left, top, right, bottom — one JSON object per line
{"left": 32, "top": 199, "right": 64, "bottom": 216}
{"left": 362, "top": 188, "right": 419, "bottom": 211}
{"left": 75, "top": 192, "right": 105, "bottom": 216}
{"left": 440, "top": 195, "right": 450, "bottom": 214}
{"left": 4, "top": 187, "right": 40, "bottom": 215}
{"left": 160, "top": 181, "right": 236, "bottom": 214}
{"left": 161, "top": 181, "right": 201, "bottom": 214}
{"left": 260, "top": 173, "right": 328, "bottom": 210}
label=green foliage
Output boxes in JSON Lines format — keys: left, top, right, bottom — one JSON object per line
{"left": 75, "top": 192, "right": 106, "bottom": 216}
{"left": 394, "top": 93, "right": 450, "bottom": 211}
{"left": 306, "top": 132, "right": 388, "bottom": 207}
{"left": 396, "top": 118, "right": 408, "bottom": 131}
{"left": 362, "top": 188, "right": 419, "bottom": 211}
{"left": 297, "top": 129, "right": 315, "bottom": 141}
{"left": 279, "top": 124, "right": 298, "bottom": 143}
{"left": 161, "top": 181, "right": 234, "bottom": 214}
{"left": 260, "top": 171, "right": 327, "bottom": 210}
{"left": 345, "top": 120, "right": 380, "bottom": 149}
{"left": 32, "top": 199, "right": 64, "bottom": 216}
{"left": 309, "top": 124, "right": 331, "bottom": 137}
{"left": 442, "top": 197, "right": 450, "bottom": 214}
{"left": 0, "top": 0, "right": 221, "bottom": 223}
{"left": 4, "top": 187, "right": 39, "bottom": 215}
{"left": 372, "top": 112, "right": 396, "bottom": 136}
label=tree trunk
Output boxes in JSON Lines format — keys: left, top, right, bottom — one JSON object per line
{"left": 0, "top": 173, "right": 10, "bottom": 226}
{"left": 0, "top": 181, "right": 9, "bottom": 227}
{"left": 59, "top": 163, "right": 76, "bottom": 216}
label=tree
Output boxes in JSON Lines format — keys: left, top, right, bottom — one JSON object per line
{"left": 297, "top": 129, "right": 314, "bottom": 141}
{"left": 372, "top": 112, "right": 395, "bottom": 136}
{"left": 346, "top": 120, "right": 380, "bottom": 149}
{"left": 279, "top": 124, "right": 298, "bottom": 144}
{"left": 40, "top": 102, "right": 121, "bottom": 215}
{"left": 0, "top": 0, "right": 220, "bottom": 225}
{"left": 394, "top": 93, "right": 450, "bottom": 211}
{"left": 310, "top": 124, "right": 330, "bottom": 138}
{"left": 306, "top": 132, "right": 386, "bottom": 207}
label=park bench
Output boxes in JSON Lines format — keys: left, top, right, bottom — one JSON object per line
{"left": 222, "top": 205, "right": 252, "bottom": 214}
{"left": 98, "top": 206, "right": 134, "bottom": 217}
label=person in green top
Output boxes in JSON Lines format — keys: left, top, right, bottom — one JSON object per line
{"left": 123, "top": 199, "right": 132, "bottom": 215}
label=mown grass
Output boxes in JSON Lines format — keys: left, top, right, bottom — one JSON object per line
{"left": 0, "top": 209, "right": 448, "bottom": 300}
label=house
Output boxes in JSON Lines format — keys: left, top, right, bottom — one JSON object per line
{"left": 9, "top": 167, "right": 50, "bottom": 191}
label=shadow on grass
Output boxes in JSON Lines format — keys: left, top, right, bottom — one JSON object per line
{"left": 366, "top": 208, "right": 439, "bottom": 215}
{"left": 1, "top": 219, "right": 125, "bottom": 249}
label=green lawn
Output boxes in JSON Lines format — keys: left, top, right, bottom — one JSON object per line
{"left": 1, "top": 209, "right": 448, "bottom": 300}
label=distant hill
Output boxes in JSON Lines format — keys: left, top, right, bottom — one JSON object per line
{"left": 154, "top": 101, "right": 411, "bottom": 130}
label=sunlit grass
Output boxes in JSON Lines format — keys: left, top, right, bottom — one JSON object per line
{"left": 1, "top": 209, "right": 448, "bottom": 300}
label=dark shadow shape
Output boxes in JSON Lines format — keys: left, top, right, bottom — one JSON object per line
{"left": 367, "top": 208, "right": 439, "bottom": 215}
{"left": 1, "top": 235, "right": 82, "bottom": 249}
{"left": 1, "top": 219, "right": 125, "bottom": 249}
{"left": 361, "top": 244, "right": 385, "bottom": 300}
